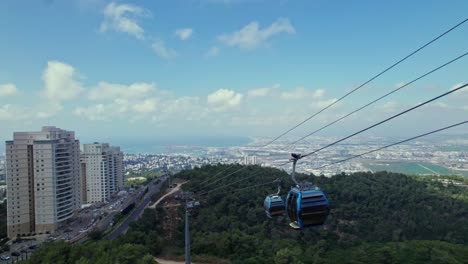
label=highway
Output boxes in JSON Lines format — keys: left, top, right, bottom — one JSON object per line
{"left": 105, "top": 176, "right": 168, "bottom": 240}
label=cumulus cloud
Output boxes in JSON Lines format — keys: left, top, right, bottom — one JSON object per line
{"left": 247, "top": 84, "right": 280, "bottom": 97}
{"left": 152, "top": 40, "right": 177, "bottom": 59}
{"left": 36, "top": 102, "right": 63, "bottom": 119}
{"left": 162, "top": 97, "right": 200, "bottom": 114}
{"left": 74, "top": 104, "right": 109, "bottom": 121}
{"left": 205, "top": 46, "right": 220, "bottom": 57}
{"left": 133, "top": 98, "right": 158, "bottom": 113}
{"left": 207, "top": 89, "right": 243, "bottom": 112}
{"left": 450, "top": 82, "right": 466, "bottom": 92}
{"left": 0, "top": 104, "right": 29, "bottom": 121}
{"left": 310, "top": 98, "right": 338, "bottom": 109}
{"left": 280, "top": 87, "right": 324, "bottom": 100}
{"left": 376, "top": 101, "right": 399, "bottom": 113}
{"left": 100, "top": 2, "right": 148, "bottom": 39}
{"left": 42, "top": 61, "right": 84, "bottom": 101}
{"left": 0, "top": 83, "right": 18, "bottom": 96}
{"left": 88, "top": 82, "right": 155, "bottom": 100}
{"left": 218, "top": 18, "right": 295, "bottom": 49}
{"left": 175, "top": 28, "right": 193, "bottom": 40}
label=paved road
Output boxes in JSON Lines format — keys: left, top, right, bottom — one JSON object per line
{"left": 105, "top": 177, "right": 168, "bottom": 240}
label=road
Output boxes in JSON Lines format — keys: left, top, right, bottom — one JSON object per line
{"left": 105, "top": 176, "right": 168, "bottom": 240}
{"left": 155, "top": 258, "right": 198, "bottom": 264}
{"left": 149, "top": 182, "right": 185, "bottom": 209}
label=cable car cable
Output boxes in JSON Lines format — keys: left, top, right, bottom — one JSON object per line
{"left": 199, "top": 161, "right": 291, "bottom": 195}
{"left": 289, "top": 51, "right": 468, "bottom": 148}
{"left": 262, "top": 18, "right": 468, "bottom": 147}
{"left": 197, "top": 159, "right": 292, "bottom": 193}
{"left": 224, "top": 179, "right": 281, "bottom": 195}
{"left": 312, "top": 120, "right": 468, "bottom": 170}
{"left": 197, "top": 165, "right": 252, "bottom": 192}
{"left": 193, "top": 163, "right": 240, "bottom": 192}
{"left": 198, "top": 83, "right": 467, "bottom": 195}
{"left": 300, "top": 83, "right": 468, "bottom": 159}
{"left": 203, "top": 119, "right": 468, "bottom": 196}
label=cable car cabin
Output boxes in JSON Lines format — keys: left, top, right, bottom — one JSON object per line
{"left": 263, "top": 195, "right": 285, "bottom": 218}
{"left": 286, "top": 187, "right": 330, "bottom": 229}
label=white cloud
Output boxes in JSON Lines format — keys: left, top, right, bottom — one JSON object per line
{"left": 0, "top": 104, "right": 29, "bottom": 121}
{"left": 205, "top": 46, "right": 220, "bottom": 57}
{"left": 74, "top": 104, "right": 109, "bottom": 121}
{"left": 394, "top": 82, "right": 406, "bottom": 88}
{"left": 312, "top": 89, "right": 325, "bottom": 99}
{"left": 0, "top": 83, "right": 18, "bottom": 96}
{"left": 175, "top": 28, "right": 193, "bottom": 40}
{"left": 218, "top": 17, "right": 295, "bottom": 49}
{"left": 88, "top": 82, "right": 155, "bottom": 100}
{"left": 378, "top": 101, "right": 399, "bottom": 113}
{"left": 36, "top": 102, "right": 63, "bottom": 119}
{"left": 100, "top": 2, "right": 148, "bottom": 39}
{"left": 166, "top": 97, "right": 199, "bottom": 112}
{"left": 450, "top": 83, "right": 466, "bottom": 92}
{"left": 152, "top": 40, "right": 177, "bottom": 59}
{"left": 133, "top": 98, "right": 158, "bottom": 113}
{"left": 310, "top": 98, "right": 338, "bottom": 109}
{"left": 280, "top": 87, "right": 324, "bottom": 100}
{"left": 75, "top": 96, "right": 159, "bottom": 120}
{"left": 207, "top": 89, "right": 243, "bottom": 112}
{"left": 42, "top": 61, "right": 83, "bottom": 101}
{"left": 247, "top": 84, "right": 280, "bottom": 97}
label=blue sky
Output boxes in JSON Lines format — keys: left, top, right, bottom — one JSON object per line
{"left": 0, "top": 0, "right": 467, "bottom": 147}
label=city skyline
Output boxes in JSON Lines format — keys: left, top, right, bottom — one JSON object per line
{"left": 1, "top": 1, "right": 467, "bottom": 146}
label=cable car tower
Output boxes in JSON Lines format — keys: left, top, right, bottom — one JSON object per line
{"left": 179, "top": 192, "right": 200, "bottom": 264}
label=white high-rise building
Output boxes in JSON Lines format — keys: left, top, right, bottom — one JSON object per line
{"left": 81, "top": 143, "right": 123, "bottom": 204}
{"left": 243, "top": 155, "right": 257, "bottom": 165}
{"left": 5, "top": 126, "right": 81, "bottom": 238}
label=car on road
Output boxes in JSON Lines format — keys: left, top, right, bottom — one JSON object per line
{"left": 0, "top": 255, "right": 10, "bottom": 260}
{"left": 28, "top": 245, "right": 38, "bottom": 250}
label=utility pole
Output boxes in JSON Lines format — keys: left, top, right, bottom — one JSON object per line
{"left": 185, "top": 206, "right": 190, "bottom": 264}
{"left": 179, "top": 192, "right": 199, "bottom": 264}
{"left": 166, "top": 169, "right": 172, "bottom": 187}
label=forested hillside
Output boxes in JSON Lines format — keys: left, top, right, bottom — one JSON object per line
{"left": 21, "top": 165, "right": 468, "bottom": 263}
{"left": 176, "top": 165, "right": 468, "bottom": 263}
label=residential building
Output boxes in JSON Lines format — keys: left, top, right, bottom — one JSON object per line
{"left": 81, "top": 143, "right": 123, "bottom": 204}
{"left": 244, "top": 155, "right": 257, "bottom": 165}
{"left": 5, "top": 126, "right": 81, "bottom": 238}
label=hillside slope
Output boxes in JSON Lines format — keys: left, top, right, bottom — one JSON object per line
{"left": 175, "top": 165, "right": 468, "bottom": 263}
{"left": 20, "top": 165, "right": 468, "bottom": 263}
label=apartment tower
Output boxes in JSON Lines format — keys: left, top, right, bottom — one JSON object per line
{"left": 81, "top": 143, "right": 123, "bottom": 204}
{"left": 5, "top": 126, "right": 81, "bottom": 238}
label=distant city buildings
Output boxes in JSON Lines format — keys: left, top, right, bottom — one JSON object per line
{"left": 2, "top": 125, "right": 467, "bottom": 240}
{"left": 243, "top": 155, "right": 257, "bottom": 165}
{"left": 81, "top": 143, "right": 123, "bottom": 204}
{"left": 0, "top": 158, "right": 5, "bottom": 182}
{"left": 0, "top": 185, "right": 6, "bottom": 203}
{"left": 5, "top": 126, "right": 81, "bottom": 238}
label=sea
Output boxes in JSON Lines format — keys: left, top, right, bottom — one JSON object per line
{"left": 117, "top": 136, "right": 252, "bottom": 154}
